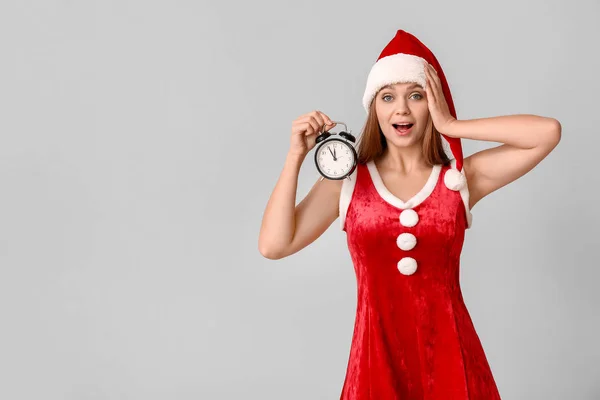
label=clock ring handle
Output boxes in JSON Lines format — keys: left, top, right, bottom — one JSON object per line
{"left": 324, "top": 121, "right": 348, "bottom": 133}
{"left": 328, "top": 121, "right": 356, "bottom": 143}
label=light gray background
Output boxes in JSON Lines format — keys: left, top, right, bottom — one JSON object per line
{"left": 0, "top": 0, "right": 598, "bottom": 399}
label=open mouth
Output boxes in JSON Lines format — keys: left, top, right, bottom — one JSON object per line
{"left": 393, "top": 123, "right": 414, "bottom": 135}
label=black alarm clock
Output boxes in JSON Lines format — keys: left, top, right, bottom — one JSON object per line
{"left": 314, "top": 121, "right": 357, "bottom": 181}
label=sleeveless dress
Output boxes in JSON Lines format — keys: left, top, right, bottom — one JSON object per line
{"left": 338, "top": 159, "right": 501, "bottom": 399}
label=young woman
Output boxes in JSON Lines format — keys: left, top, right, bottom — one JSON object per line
{"left": 258, "top": 29, "right": 561, "bottom": 399}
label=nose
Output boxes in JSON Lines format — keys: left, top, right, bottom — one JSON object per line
{"left": 395, "top": 102, "right": 410, "bottom": 115}
{"left": 392, "top": 97, "right": 410, "bottom": 114}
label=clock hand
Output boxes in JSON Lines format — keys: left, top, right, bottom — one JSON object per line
{"left": 329, "top": 147, "right": 338, "bottom": 161}
{"left": 328, "top": 147, "right": 335, "bottom": 159}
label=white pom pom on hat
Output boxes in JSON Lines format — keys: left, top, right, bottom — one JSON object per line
{"left": 444, "top": 168, "right": 466, "bottom": 191}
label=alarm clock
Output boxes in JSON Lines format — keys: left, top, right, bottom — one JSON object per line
{"left": 314, "top": 121, "right": 357, "bottom": 181}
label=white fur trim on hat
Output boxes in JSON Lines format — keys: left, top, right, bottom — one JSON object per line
{"left": 363, "top": 53, "right": 428, "bottom": 112}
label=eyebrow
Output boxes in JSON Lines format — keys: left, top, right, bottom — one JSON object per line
{"left": 381, "top": 83, "right": 422, "bottom": 91}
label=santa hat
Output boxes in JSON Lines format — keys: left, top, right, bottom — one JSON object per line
{"left": 362, "top": 29, "right": 466, "bottom": 191}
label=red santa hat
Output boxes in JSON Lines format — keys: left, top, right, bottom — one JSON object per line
{"left": 362, "top": 29, "right": 466, "bottom": 191}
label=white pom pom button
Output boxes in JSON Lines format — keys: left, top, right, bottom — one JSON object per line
{"left": 399, "top": 209, "right": 419, "bottom": 227}
{"left": 397, "top": 233, "right": 417, "bottom": 251}
{"left": 444, "top": 169, "right": 466, "bottom": 191}
{"left": 397, "top": 257, "right": 418, "bottom": 275}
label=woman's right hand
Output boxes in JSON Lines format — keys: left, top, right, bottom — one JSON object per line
{"left": 289, "top": 110, "right": 337, "bottom": 157}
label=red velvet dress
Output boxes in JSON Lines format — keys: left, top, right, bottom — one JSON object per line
{"left": 338, "top": 160, "right": 501, "bottom": 399}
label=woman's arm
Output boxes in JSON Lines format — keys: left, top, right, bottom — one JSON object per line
{"left": 445, "top": 115, "right": 562, "bottom": 209}
{"left": 258, "top": 152, "right": 342, "bottom": 260}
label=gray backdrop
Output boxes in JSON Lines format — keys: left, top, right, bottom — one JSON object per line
{"left": 0, "top": 0, "right": 598, "bottom": 399}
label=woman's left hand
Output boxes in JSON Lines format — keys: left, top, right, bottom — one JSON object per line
{"left": 424, "top": 63, "right": 457, "bottom": 136}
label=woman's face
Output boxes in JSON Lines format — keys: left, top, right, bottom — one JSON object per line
{"left": 374, "top": 81, "right": 430, "bottom": 148}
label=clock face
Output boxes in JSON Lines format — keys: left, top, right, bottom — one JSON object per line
{"left": 316, "top": 139, "right": 356, "bottom": 179}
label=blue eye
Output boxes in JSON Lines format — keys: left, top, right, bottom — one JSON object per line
{"left": 382, "top": 93, "right": 422, "bottom": 102}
